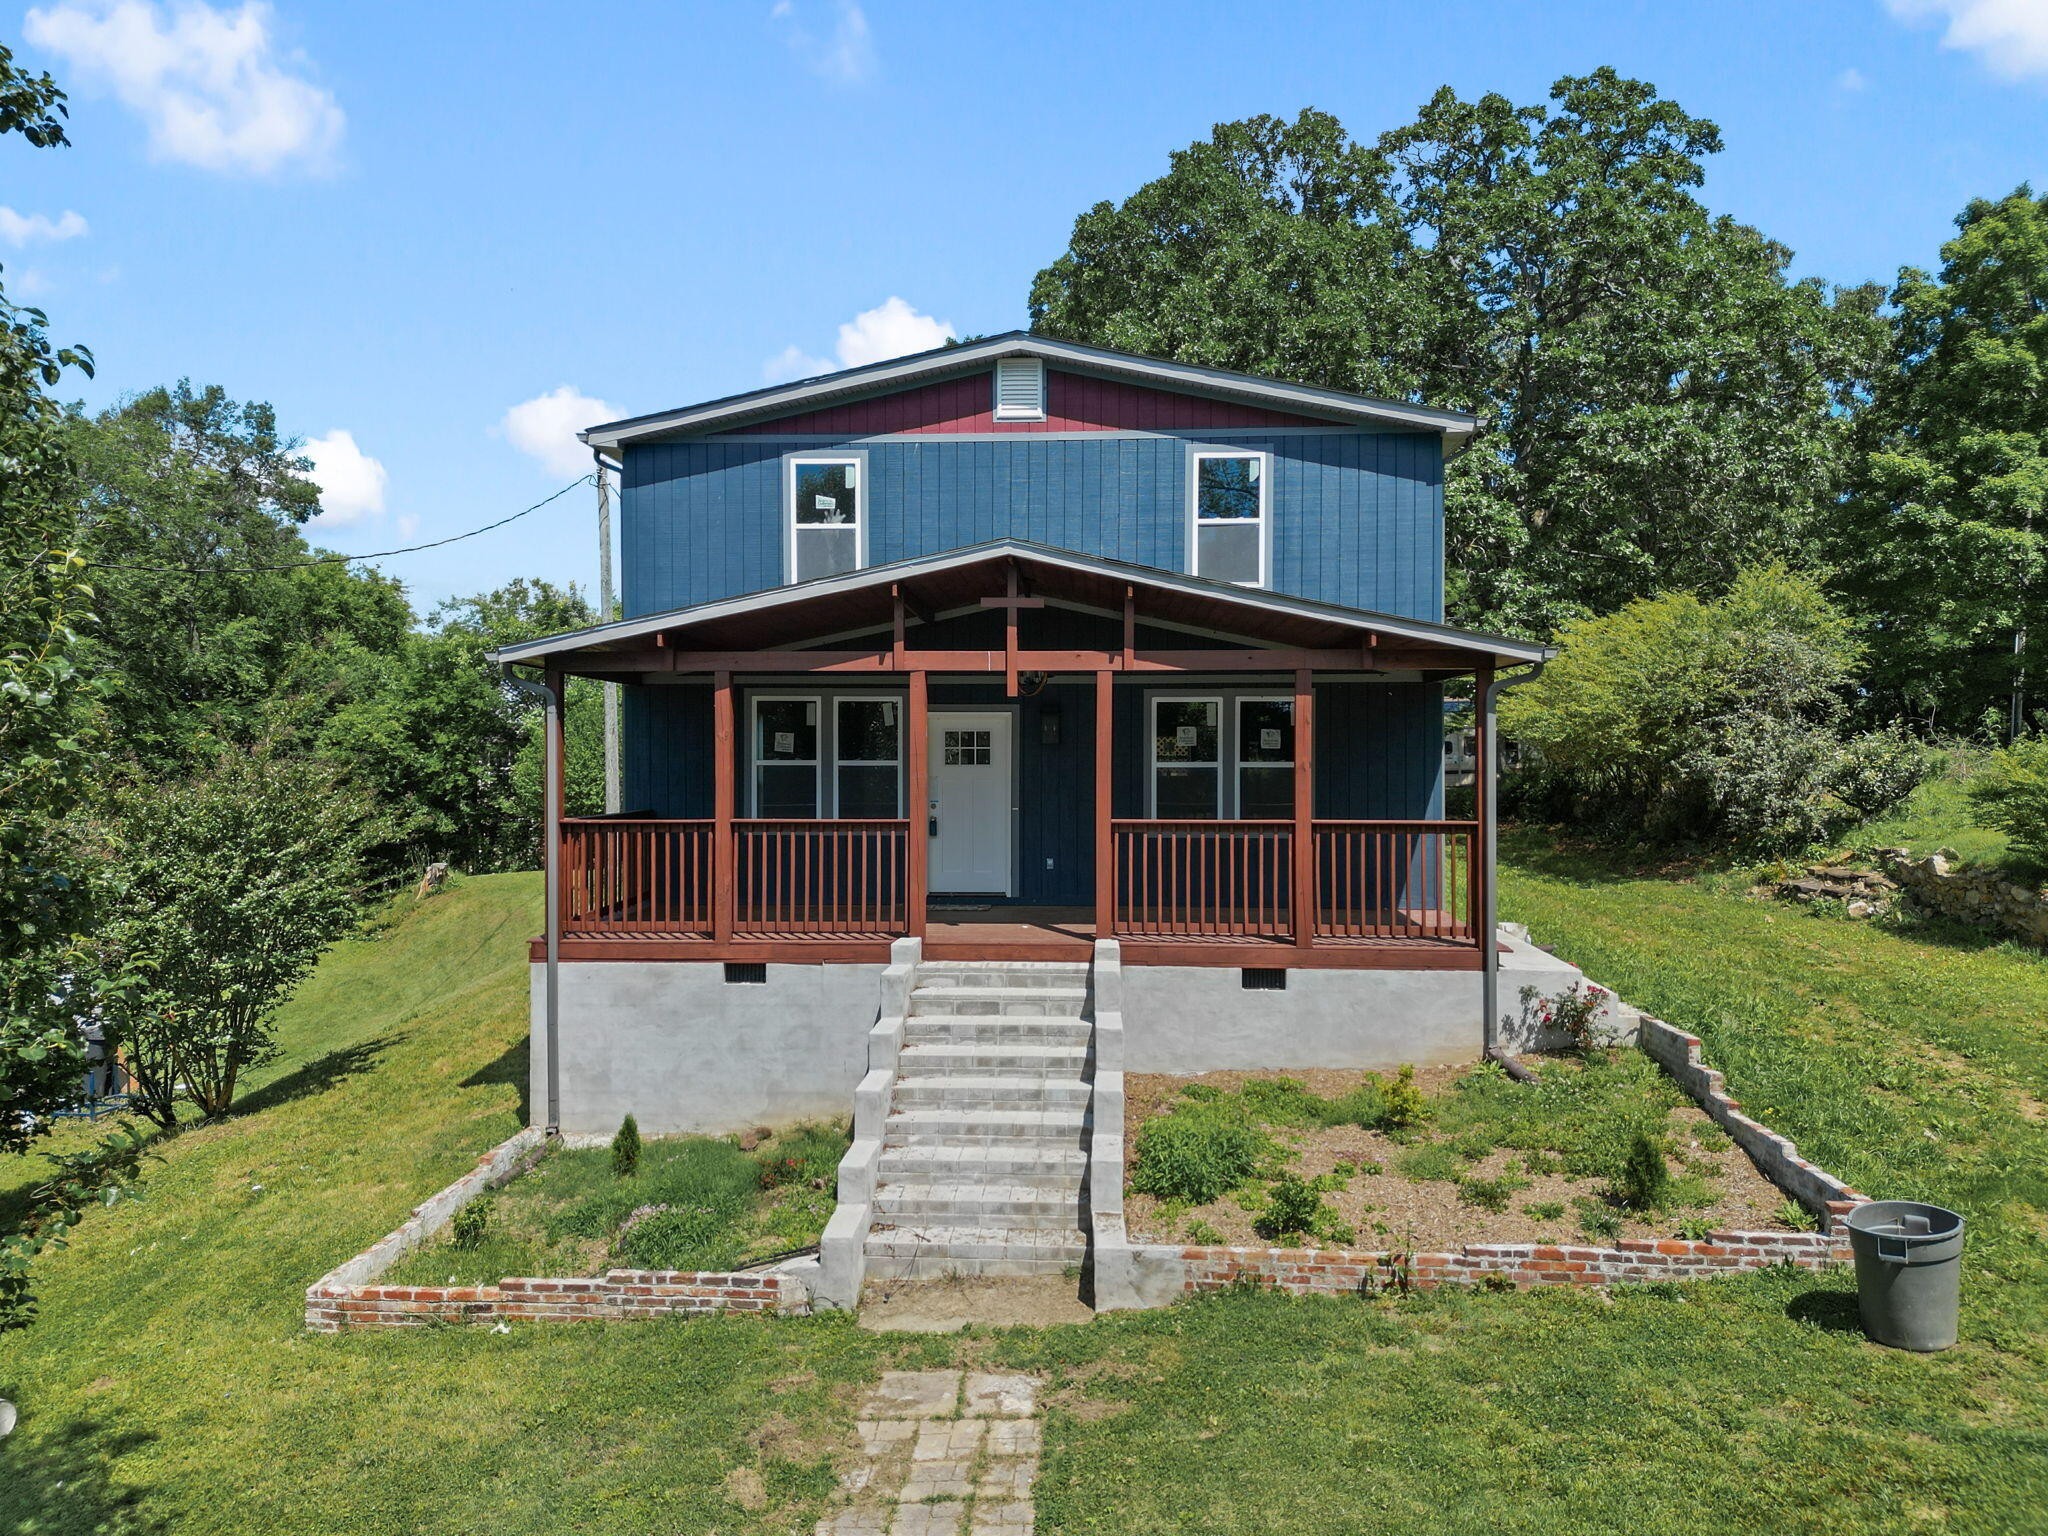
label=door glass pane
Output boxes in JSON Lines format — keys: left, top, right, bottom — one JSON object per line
{"left": 837, "top": 765, "right": 899, "bottom": 818}
{"left": 837, "top": 698, "right": 899, "bottom": 763}
{"left": 1239, "top": 765, "right": 1294, "bottom": 819}
{"left": 1155, "top": 766, "right": 1220, "bottom": 819}
{"left": 1196, "top": 456, "right": 1261, "bottom": 520}
{"left": 756, "top": 764, "right": 818, "bottom": 818}
{"left": 1238, "top": 699, "right": 1293, "bottom": 764}
{"left": 1153, "top": 700, "right": 1218, "bottom": 765}
{"left": 796, "top": 526, "right": 858, "bottom": 581}
{"left": 1197, "top": 523, "right": 1260, "bottom": 584}
{"left": 756, "top": 699, "right": 817, "bottom": 762}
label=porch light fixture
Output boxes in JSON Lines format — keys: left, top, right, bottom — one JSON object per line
{"left": 1040, "top": 702, "right": 1062, "bottom": 744}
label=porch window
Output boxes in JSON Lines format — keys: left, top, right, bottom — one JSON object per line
{"left": 835, "top": 697, "right": 901, "bottom": 818}
{"left": 753, "top": 697, "right": 820, "bottom": 817}
{"left": 1237, "top": 697, "right": 1295, "bottom": 817}
{"left": 1192, "top": 452, "right": 1267, "bottom": 587}
{"left": 788, "top": 457, "right": 862, "bottom": 582}
{"left": 1151, "top": 697, "right": 1221, "bottom": 818}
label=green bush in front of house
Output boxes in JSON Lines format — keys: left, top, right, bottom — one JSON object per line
{"left": 1130, "top": 1102, "right": 1275, "bottom": 1205}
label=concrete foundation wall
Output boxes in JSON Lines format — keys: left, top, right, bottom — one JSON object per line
{"left": 531, "top": 960, "right": 887, "bottom": 1136}
{"left": 1121, "top": 938, "right": 1592, "bottom": 1074}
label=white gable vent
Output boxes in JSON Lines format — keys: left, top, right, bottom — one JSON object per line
{"left": 992, "top": 356, "right": 1046, "bottom": 421}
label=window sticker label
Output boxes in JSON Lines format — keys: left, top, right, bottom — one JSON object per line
{"left": 774, "top": 732, "right": 796, "bottom": 754}
{"left": 1261, "top": 728, "right": 1282, "bottom": 750}
{"left": 1177, "top": 726, "right": 1198, "bottom": 748}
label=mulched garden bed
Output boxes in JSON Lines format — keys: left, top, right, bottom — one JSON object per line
{"left": 1122, "top": 1054, "right": 1804, "bottom": 1252}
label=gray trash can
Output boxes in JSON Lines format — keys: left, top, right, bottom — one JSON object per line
{"left": 1844, "top": 1200, "right": 1964, "bottom": 1351}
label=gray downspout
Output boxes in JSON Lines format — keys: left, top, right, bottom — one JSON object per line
{"left": 501, "top": 665, "right": 563, "bottom": 1135}
{"left": 1480, "top": 662, "right": 1545, "bottom": 1062}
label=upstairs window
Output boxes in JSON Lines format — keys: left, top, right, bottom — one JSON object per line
{"left": 788, "top": 456, "right": 862, "bottom": 582}
{"left": 1192, "top": 452, "right": 1267, "bottom": 586}
{"left": 993, "top": 357, "right": 1046, "bottom": 421}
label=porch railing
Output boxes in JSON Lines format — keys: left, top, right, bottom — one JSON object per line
{"left": 560, "top": 818, "right": 714, "bottom": 936}
{"left": 1313, "top": 820, "right": 1476, "bottom": 942}
{"left": 1110, "top": 819, "right": 1295, "bottom": 938}
{"left": 734, "top": 818, "right": 910, "bottom": 936}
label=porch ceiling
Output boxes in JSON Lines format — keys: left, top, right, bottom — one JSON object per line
{"left": 488, "top": 540, "right": 1551, "bottom": 676}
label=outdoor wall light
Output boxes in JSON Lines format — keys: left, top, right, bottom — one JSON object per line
{"left": 1040, "top": 703, "right": 1062, "bottom": 745}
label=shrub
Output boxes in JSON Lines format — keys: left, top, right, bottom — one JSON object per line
{"left": 1457, "top": 1174, "right": 1527, "bottom": 1213}
{"left": 1614, "top": 1130, "right": 1671, "bottom": 1211}
{"left": 1676, "top": 1216, "right": 1716, "bottom": 1241}
{"left": 1576, "top": 1199, "right": 1625, "bottom": 1243}
{"left": 1394, "top": 1143, "right": 1462, "bottom": 1182}
{"left": 1254, "top": 1173, "right": 1327, "bottom": 1240}
{"left": 1526, "top": 982, "right": 1609, "bottom": 1054}
{"left": 1524, "top": 1200, "right": 1566, "bottom": 1222}
{"left": 611, "top": 1115, "right": 641, "bottom": 1179}
{"left": 1239, "top": 1077, "right": 1324, "bottom": 1127}
{"left": 1185, "top": 1219, "right": 1224, "bottom": 1245}
{"left": 450, "top": 1196, "right": 492, "bottom": 1250}
{"left": 1967, "top": 737, "right": 2048, "bottom": 868}
{"left": 1833, "top": 724, "right": 1933, "bottom": 819}
{"left": 1380, "top": 1065, "right": 1429, "bottom": 1130}
{"left": 1130, "top": 1106, "right": 1272, "bottom": 1205}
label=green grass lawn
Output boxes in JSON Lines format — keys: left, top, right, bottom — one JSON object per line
{"left": 1849, "top": 744, "right": 2018, "bottom": 871}
{"left": 2, "top": 860, "right": 2045, "bottom": 1534}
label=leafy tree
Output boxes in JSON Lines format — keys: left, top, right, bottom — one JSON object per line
{"left": 1834, "top": 187, "right": 2048, "bottom": 735}
{"left": 65, "top": 382, "right": 411, "bottom": 768}
{"left": 91, "top": 751, "right": 371, "bottom": 1124}
{"left": 1030, "top": 71, "right": 1885, "bottom": 635}
{"left": 1502, "top": 566, "right": 1924, "bottom": 849}
{"left": 1966, "top": 737, "right": 2048, "bottom": 871}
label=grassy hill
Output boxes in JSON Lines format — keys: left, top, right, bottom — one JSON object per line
{"left": 1, "top": 862, "right": 2045, "bottom": 1533}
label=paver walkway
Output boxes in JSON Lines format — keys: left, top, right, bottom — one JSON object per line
{"left": 816, "top": 1370, "right": 1043, "bottom": 1536}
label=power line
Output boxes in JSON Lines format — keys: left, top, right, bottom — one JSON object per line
{"left": 82, "top": 474, "right": 596, "bottom": 576}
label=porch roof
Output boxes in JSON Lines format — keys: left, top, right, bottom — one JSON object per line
{"left": 491, "top": 542, "right": 1549, "bottom": 677}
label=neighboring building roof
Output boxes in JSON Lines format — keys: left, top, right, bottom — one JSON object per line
{"left": 579, "top": 332, "right": 1481, "bottom": 453}
{"left": 489, "top": 539, "right": 1549, "bottom": 671}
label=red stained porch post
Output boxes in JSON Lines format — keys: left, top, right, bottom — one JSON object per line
{"left": 713, "top": 670, "right": 734, "bottom": 945}
{"left": 907, "top": 669, "right": 928, "bottom": 939}
{"left": 1471, "top": 666, "right": 1493, "bottom": 949}
{"left": 1095, "top": 668, "right": 1114, "bottom": 942}
{"left": 1293, "top": 668, "right": 1315, "bottom": 950}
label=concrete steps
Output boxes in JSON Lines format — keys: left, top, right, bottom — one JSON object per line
{"left": 862, "top": 955, "right": 1099, "bottom": 1280}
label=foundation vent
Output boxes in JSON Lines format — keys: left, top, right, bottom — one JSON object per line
{"left": 724, "top": 962, "right": 768, "bottom": 985}
{"left": 1239, "top": 967, "right": 1288, "bottom": 991}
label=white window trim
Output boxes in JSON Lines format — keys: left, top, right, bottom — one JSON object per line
{"left": 834, "top": 696, "right": 903, "bottom": 818}
{"left": 1188, "top": 448, "right": 1272, "bottom": 588}
{"left": 991, "top": 357, "right": 1047, "bottom": 422}
{"left": 783, "top": 452, "right": 868, "bottom": 585}
{"left": 1235, "top": 695, "right": 1296, "bottom": 820}
{"left": 749, "top": 693, "right": 822, "bottom": 818}
{"left": 1146, "top": 695, "right": 1224, "bottom": 818}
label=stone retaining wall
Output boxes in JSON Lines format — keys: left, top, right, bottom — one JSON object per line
{"left": 304, "top": 1127, "right": 808, "bottom": 1331}
{"left": 1881, "top": 849, "right": 2048, "bottom": 947}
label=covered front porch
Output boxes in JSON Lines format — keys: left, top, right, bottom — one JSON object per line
{"left": 499, "top": 542, "right": 1545, "bottom": 971}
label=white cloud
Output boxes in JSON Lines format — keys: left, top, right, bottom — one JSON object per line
{"left": 1835, "top": 66, "right": 1869, "bottom": 90}
{"left": 771, "top": 0, "right": 875, "bottom": 84}
{"left": 1885, "top": 0, "right": 2048, "bottom": 81}
{"left": 24, "top": 1, "right": 345, "bottom": 175}
{"left": 763, "top": 296, "right": 955, "bottom": 382}
{"left": 499, "top": 385, "right": 619, "bottom": 479}
{"left": 298, "top": 429, "right": 387, "bottom": 527}
{"left": 0, "top": 207, "right": 89, "bottom": 245}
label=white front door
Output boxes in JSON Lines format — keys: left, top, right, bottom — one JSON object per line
{"left": 928, "top": 712, "right": 1013, "bottom": 894}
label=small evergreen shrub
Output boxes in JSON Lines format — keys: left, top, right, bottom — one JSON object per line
{"left": 1615, "top": 1130, "right": 1671, "bottom": 1211}
{"left": 1380, "top": 1065, "right": 1429, "bottom": 1130}
{"left": 1130, "top": 1106, "right": 1272, "bottom": 1205}
{"left": 450, "top": 1196, "right": 492, "bottom": 1250}
{"left": 611, "top": 1114, "right": 642, "bottom": 1179}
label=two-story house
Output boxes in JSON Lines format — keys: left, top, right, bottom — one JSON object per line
{"left": 492, "top": 334, "right": 1573, "bottom": 1293}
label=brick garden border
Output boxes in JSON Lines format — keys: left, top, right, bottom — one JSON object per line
{"left": 304, "top": 1127, "right": 808, "bottom": 1331}
{"left": 1093, "top": 983, "right": 1870, "bottom": 1310}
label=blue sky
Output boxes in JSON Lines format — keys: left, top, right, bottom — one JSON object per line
{"left": 3, "top": 0, "right": 2045, "bottom": 614}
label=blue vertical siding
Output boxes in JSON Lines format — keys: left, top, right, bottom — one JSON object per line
{"left": 620, "top": 429, "right": 1443, "bottom": 622}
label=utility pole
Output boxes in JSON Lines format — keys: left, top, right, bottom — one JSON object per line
{"left": 596, "top": 458, "right": 621, "bottom": 813}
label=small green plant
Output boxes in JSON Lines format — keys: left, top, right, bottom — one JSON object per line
{"left": 611, "top": 1114, "right": 642, "bottom": 1179}
{"left": 1395, "top": 1142, "right": 1463, "bottom": 1182}
{"left": 450, "top": 1196, "right": 492, "bottom": 1250}
{"left": 1526, "top": 981, "right": 1610, "bottom": 1053}
{"left": 1524, "top": 1200, "right": 1566, "bottom": 1222}
{"left": 1254, "top": 1172, "right": 1327, "bottom": 1240}
{"left": 1576, "top": 1198, "right": 1625, "bottom": 1243}
{"left": 1130, "top": 1106, "right": 1273, "bottom": 1204}
{"left": 1675, "top": 1216, "right": 1717, "bottom": 1241}
{"left": 1330, "top": 1161, "right": 1356, "bottom": 1180}
{"left": 1380, "top": 1064, "right": 1429, "bottom": 1130}
{"left": 1457, "top": 1173, "right": 1528, "bottom": 1212}
{"left": 1776, "top": 1199, "right": 1818, "bottom": 1232}
{"left": 1185, "top": 1219, "right": 1225, "bottom": 1244}
{"left": 1312, "top": 1170, "right": 1349, "bottom": 1193}
{"left": 1318, "top": 1217, "right": 1357, "bottom": 1246}
{"left": 1614, "top": 1130, "right": 1671, "bottom": 1211}
{"left": 1356, "top": 1159, "right": 1384, "bottom": 1176}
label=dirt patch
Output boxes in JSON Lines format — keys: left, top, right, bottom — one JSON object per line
{"left": 722, "top": 1466, "right": 768, "bottom": 1511}
{"left": 857, "top": 1275, "right": 1094, "bottom": 1332}
{"left": 1124, "top": 1064, "right": 1802, "bottom": 1251}
{"left": 747, "top": 1411, "right": 825, "bottom": 1462}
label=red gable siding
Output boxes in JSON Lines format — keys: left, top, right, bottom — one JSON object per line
{"left": 733, "top": 368, "right": 1338, "bottom": 435}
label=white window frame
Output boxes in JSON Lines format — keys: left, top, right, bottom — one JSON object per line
{"left": 1188, "top": 448, "right": 1272, "bottom": 588}
{"left": 833, "top": 695, "right": 903, "bottom": 819}
{"left": 1146, "top": 695, "right": 1224, "bottom": 818}
{"left": 1234, "top": 695, "right": 1295, "bottom": 820}
{"left": 991, "top": 357, "right": 1047, "bottom": 421}
{"left": 784, "top": 452, "right": 867, "bottom": 585}
{"left": 749, "top": 694, "right": 823, "bottom": 818}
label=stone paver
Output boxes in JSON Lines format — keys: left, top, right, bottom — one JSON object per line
{"left": 817, "top": 1371, "right": 1045, "bottom": 1536}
